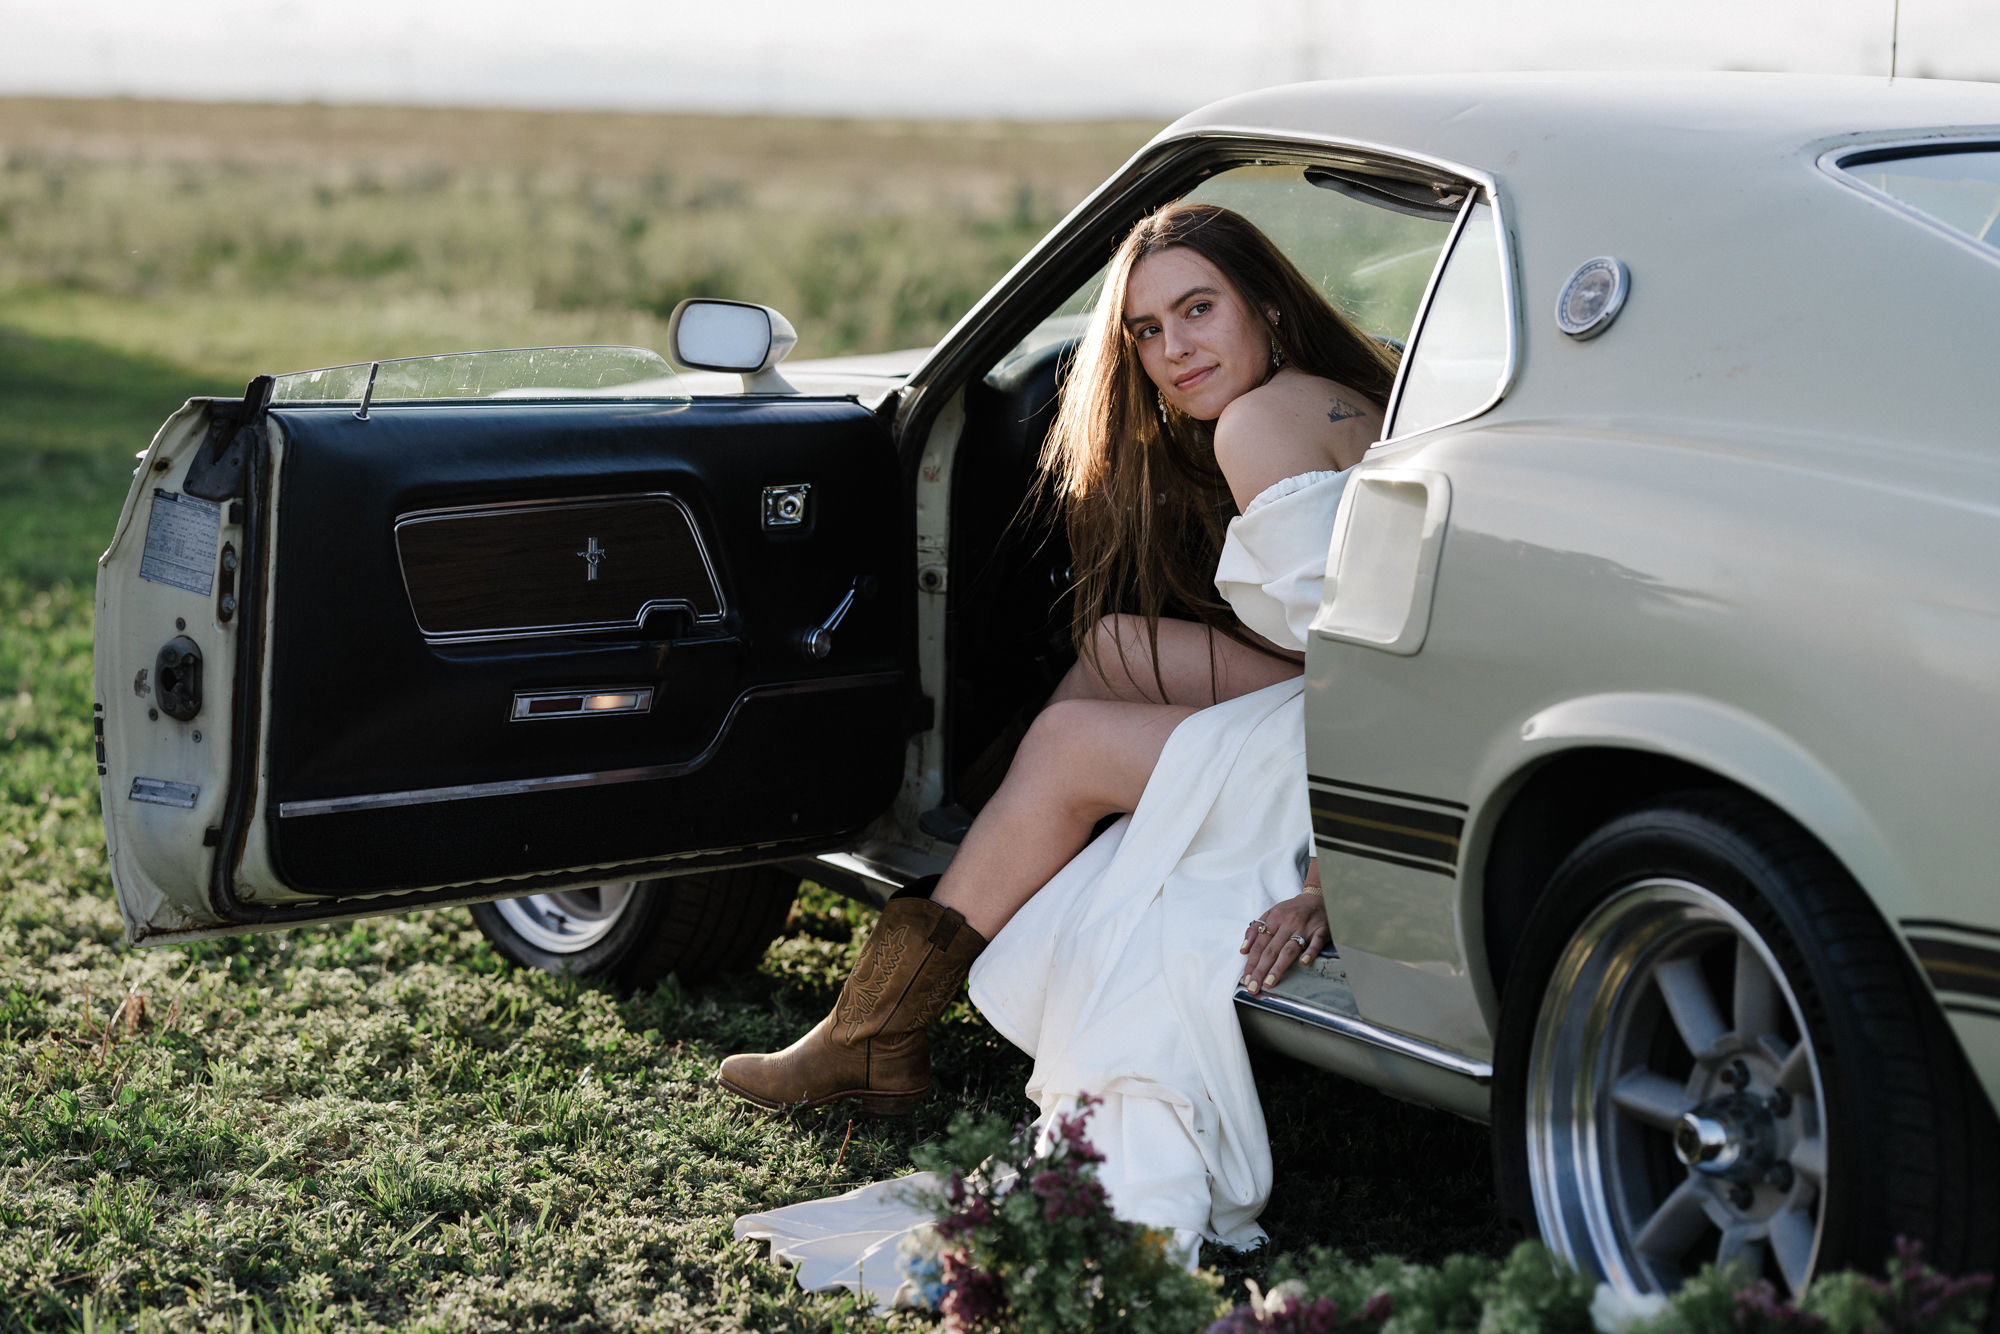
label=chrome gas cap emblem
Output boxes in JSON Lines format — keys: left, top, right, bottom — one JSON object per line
{"left": 1555, "top": 256, "right": 1630, "bottom": 339}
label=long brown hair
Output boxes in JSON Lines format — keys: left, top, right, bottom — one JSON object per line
{"left": 1036, "top": 202, "right": 1400, "bottom": 695}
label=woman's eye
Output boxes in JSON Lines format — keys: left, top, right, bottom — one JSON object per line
{"left": 1135, "top": 324, "right": 1159, "bottom": 340}
{"left": 1187, "top": 301, "right": 1211, "bottom": 319}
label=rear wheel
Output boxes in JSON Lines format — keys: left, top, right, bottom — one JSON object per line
{"left": 469, "top": 865, "right": 799, "bottom": 989}
{"left": 1492, "top": 791, "right": 1998, "bottom": 1298}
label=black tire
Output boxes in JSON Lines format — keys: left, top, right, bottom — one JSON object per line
{"left": 1492, "top": 790, "right": 1998, "bottom": 1299}
{"left": 469, "top": 865, "right": 799, "bottom": 989}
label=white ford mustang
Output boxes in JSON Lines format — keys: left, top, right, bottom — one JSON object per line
{"left": 96, "top": 73, "right": 2000, "bottom": 1298}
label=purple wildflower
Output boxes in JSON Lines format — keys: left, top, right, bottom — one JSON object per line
{"left": 939, "top": 1247, "right": 1008, "bottom": 1331}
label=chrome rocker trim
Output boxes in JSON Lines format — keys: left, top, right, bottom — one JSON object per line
{"left": 1233, "top": 984, "right": 1495, "bottom": 1083}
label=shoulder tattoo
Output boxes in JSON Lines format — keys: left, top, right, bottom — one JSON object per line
{"left": 1326, "top": 396, "right": 1363, "bottom": 424}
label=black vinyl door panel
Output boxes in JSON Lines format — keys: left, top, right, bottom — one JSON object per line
{"left": 262, "top": 397, "right": 911, "bottom": 895}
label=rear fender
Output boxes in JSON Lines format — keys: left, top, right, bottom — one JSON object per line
{"left": 1461, "top": 691, "right": 1908, "bottom": 1020}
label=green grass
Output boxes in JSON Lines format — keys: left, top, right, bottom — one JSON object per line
{"left": 0, "top": 318, "right": 1505, "bottom": 1331}
{"left": 0, "top": 327, "right": 232, "bottom": 588}
{"left": 0, "top": 98, "right": 1149, "bottom": 380}
{"left": 0, "top": 99, "right": 1504, "bottom": 1330}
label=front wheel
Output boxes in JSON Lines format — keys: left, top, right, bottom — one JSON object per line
{"left": 1492, "top": 791, "right": 1997, "bottom": 1299}
{"left": 469, "top": 865, "right": 799, "bottom": 989}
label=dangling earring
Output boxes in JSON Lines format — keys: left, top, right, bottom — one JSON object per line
{"left": 1270, "top": 341, "right": 1286, "bottom": 371}
{"left": 1157, "top": 390, "right": 1168, "bottom": 425}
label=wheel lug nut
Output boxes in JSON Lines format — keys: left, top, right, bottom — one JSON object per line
{"left": 1767, "top": 1162, "right": 1794, "bottom": 1191}
{"left": 1768, "top": 1088, "right": 1792, "bottom": 1117}
{"left": 1720, "top": 1058, "right": 1751, "bottom": 1088}
{"left": 1728, "top": 1182, "right": 1756, "bottom": 1210}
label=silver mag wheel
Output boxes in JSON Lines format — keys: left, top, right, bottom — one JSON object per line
{"left": 467, "top": 866, "right": 800, "bottom": 990}
{"left": 493, "top": 883, "right": 637, "bottom": 956}
{"left": 1492, "top": 792, "right": 2000, "bottom": 1305}
{"left": 1527, "top": 878, "right": 1825, "bottom": 1296}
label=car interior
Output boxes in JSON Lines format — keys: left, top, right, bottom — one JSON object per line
{"left": 930, "top": 160, "right": 1462, "bottom": 832}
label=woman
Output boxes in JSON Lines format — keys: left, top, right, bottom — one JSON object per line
{"left": 727, "top": 202, "right": 1398, "bottom": 1285}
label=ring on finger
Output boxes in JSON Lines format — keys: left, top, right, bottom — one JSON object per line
{"left": 1252, "top": 920, "right": 1271, "bottom": 934}
{"left": 1289, "top": 933, "right": 1308, "bottom": 947}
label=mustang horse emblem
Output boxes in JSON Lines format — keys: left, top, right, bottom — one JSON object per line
{"left": 576, "top": 536, "right": 607, "bottom": 581}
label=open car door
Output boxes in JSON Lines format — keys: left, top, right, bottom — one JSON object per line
{"left": 94, "top": 348, "right": 912, "bottom": 943}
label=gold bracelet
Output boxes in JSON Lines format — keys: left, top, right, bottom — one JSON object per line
{"left": 1300, "top": 883, "right": 1324, "bottom": 898}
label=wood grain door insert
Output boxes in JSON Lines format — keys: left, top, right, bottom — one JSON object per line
{"left": 394, "top": 493, "right": 723, "bottom": 641}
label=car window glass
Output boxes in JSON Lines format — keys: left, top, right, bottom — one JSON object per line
{"left": 1386, "top": 199, "right": 1508, "bottom": 439}
{"left": 271, "top": 346, "right": 687, "bottom": 404}
{"left": 1185, "top": 165, "right": 1452, "bottom": 343}
{"left": 1838, "top": 147, "right": 2000, "bottom": 250}
{"left": 992, "top": 163, "right": 1456, "bottom": 381}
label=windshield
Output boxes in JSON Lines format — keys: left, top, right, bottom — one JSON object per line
{"left": 270, "top": 346, "right": 687, "bottom": 404}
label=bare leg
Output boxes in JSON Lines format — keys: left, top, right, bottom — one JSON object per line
{"left": 1049, "top": 614, "right": 1301, "bottom": 708}
{"left": 934, "top": 696, "right": 1195, "bottom": 940}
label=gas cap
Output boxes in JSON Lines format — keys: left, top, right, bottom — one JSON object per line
{"left": 155, "top": 636, "right": 203, "bottom": 722}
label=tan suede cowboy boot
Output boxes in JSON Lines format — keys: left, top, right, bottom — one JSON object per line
{"left": 717, "top": 889, "right": 986, "bottom": 1115}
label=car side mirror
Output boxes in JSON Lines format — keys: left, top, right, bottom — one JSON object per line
{"left": 666, "top": 298, "right": 799, "bottom": 393}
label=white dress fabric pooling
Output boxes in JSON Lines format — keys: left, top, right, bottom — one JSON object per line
{"left": 734, "top": 469, "right": 1349, "bottom": 1307}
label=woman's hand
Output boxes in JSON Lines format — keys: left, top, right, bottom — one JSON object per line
{"left": 1240, "top": 864, "right": 1329, "bottom": 996}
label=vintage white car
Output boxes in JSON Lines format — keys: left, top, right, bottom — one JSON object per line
{"left": 95, "top": 73, "right": 2000, "bottom": 1299}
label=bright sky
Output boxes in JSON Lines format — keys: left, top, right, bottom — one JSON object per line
{"left": 3, "top": 0, "right": 1996, "bottom": 118}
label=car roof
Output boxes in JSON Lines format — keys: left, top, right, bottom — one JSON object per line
{"left": 1167, "top": 72, "right": 2000, "bottom": 178}
{"left": 1159, "top": 74, "right": 2000, "bottom": 466}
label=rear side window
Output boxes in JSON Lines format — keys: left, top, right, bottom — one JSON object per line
{"left": 1834, "top": 144, "right": 2000, "bottom": 251}
{"left": 1385, "top": 198, "right": 1511, "bottom": 439}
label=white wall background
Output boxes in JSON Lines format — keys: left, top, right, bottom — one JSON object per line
{"left": 1, "top": 0, "right": 1996, "bottom": 117}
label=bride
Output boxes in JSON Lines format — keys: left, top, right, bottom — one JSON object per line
{"left": 722, "top": 201, "right": 1399, "bottom": 1294}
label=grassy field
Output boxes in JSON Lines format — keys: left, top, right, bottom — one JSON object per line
{"left": 0, "top": 97, "right": 1153, "bottom": 381}
{"left": 0, "top": 97, "right": 1505, "bottom": 1332}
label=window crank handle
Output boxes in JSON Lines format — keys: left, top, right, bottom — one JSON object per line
{"left": 799, "top": 576, "right": 874, "bottom": 661}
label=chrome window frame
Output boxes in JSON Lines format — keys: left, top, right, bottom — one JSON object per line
{"left": 904, "top": 126, "right": 1512, "bottom": 440}
{"left": 899, "top": 128, "right": 1520, "bottom": 447}
{"left": 1818, "top": 136, "right": 2000, "bottom": 270}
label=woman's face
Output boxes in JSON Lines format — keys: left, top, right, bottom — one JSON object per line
{"left": 1122, "top": 246, "right": 1277, "bottom": 422}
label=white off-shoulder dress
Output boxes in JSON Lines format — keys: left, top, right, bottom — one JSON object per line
{"left": 735, "top": 469, "right": 1348, "bottom": 1304}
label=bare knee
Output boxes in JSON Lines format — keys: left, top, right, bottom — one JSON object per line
{"left": 1003, "top": 700, "right": 1121, "bottom": 818}
{"left": 1016, "top": 698, "right": 1102, "bottom": 769}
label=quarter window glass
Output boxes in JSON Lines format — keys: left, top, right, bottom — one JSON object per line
{"left": 1389, "top": 200, "right": 1508, "bottom": 439}
{"left": 1839, "top": 148, "right": 2000, "bottom": 250}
